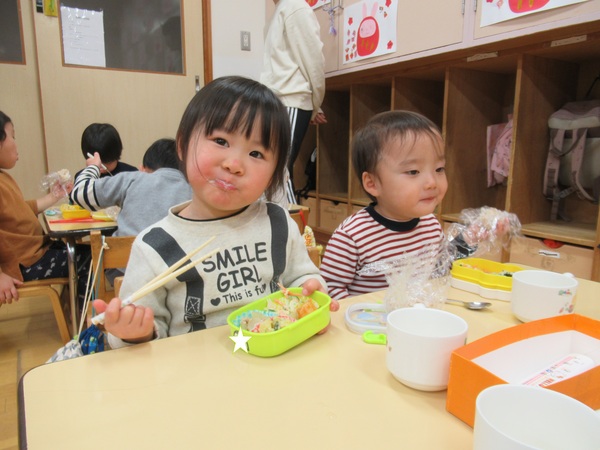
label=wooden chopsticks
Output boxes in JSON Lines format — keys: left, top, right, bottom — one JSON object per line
{"left": 91, "top": 237, "right": 218, "bottom": 325}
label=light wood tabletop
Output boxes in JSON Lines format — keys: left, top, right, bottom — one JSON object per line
{"left": 18, "top": 279, "right": 600, "bottom": 450}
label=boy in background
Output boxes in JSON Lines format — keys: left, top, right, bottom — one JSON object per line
{"left": 70, "top": 138, "right": 192, "bottom": 282}
{"left": 75, "top": 123, "right": 137, "bottom": 179}
{"left": 0, "top": 110, "right": 90, "bottom": 306}
{"left": 71, "top": 137, "right": 191, "bottom": 237}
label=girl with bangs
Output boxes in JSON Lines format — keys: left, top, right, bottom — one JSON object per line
{"left": 93, "top": 76, "right": 337, "bottom": 347}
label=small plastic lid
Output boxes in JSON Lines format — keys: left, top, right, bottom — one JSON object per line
{"left": 344, "top": 302, "right": 387, "bottom": 334}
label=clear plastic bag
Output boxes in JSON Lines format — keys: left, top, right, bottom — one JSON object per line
{"left": 358, "top": 240, "right": 454, "bottom": 312}
{"left": 103, "top": 206, "right": 121, "bottom": 221}
{"left": 446, "top": 206, "right": 521, "bottom": 257}
{"left": 357, "top": 207, "right": 522, "bottom": 313}
{"left": 40, "top": 169, "right": 72, "bottom": 199}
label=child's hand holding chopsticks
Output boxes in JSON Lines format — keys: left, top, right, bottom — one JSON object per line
{"left": 92, "top": 298, "right": 156, "bottom": 344}
{"left": 91, "top": 238, "right": 218, "bottom": 344}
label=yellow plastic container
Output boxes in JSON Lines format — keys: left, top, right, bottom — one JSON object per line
{"left": 227, "top": 288, "right": 331, "bottom": 357}
{"left": 60, "top": 204, "right": 91, "bottom": 219}
{"left": 451, "top": 258, "right": 524, "bottom": 300}
{"left": 91, "top": 210, "right": 114, "bottom": 221}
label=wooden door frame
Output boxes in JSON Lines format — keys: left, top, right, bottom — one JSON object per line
{"left": 201, "top": 0, "right": 212, "bottom": 83}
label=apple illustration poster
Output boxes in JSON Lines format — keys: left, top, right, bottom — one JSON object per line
{"left": 306, "top": 0, "right": 330, "bottom": 9}
{"left": 481, "top": 0, "right": 589, "bottom": 27}
{"left": 343, "top": 0, "right": 398, "bottom": 64}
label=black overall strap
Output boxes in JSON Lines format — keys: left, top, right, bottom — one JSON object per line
{"left": 266, "top": 203, "right": 289, "bottom": 293}
{"left": 142, "top": 227, "right": 207, "bottom": 331}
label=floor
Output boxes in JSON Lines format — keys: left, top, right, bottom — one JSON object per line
{"left": 0, "top": 296, "right": 64, "bottom": 450}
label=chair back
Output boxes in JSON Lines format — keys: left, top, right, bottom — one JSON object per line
{"left": 16, "top": 278, "right": 71, "bottom": 344}
{"left": 89, "top": 230, "right": 135, "bottom": 301}
{"left": 307, "top": 246, "right": 321, "bottom": 267}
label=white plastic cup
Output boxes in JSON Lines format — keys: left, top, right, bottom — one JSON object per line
{"left": 474, "top": 384, "right": 600, "bottom": 450}
{"left": 386, "top": 306, "right": 467, "bottom": 391}
{"left": 511, "top": 270, "right": 578, "bottom": 322}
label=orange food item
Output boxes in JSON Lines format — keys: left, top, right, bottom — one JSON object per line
{"left": 297, "top": 301, "right": 318, "bottom": 319}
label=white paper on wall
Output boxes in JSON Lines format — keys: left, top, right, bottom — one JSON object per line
{"left": 60, "top": 6, "right": 106, "bottom": 68}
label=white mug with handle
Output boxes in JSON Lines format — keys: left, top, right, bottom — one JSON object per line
{"left": 511, "top": 270, "right": 578, "bottom": 322}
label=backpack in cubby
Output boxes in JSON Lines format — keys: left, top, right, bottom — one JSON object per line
{"left": 543, "top": 100, "right": 600, "bottom": 221}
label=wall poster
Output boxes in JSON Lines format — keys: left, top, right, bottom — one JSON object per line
{"left": 481, "top": 0, "right": 590, "bottom": 27}
{"left": 343, "top": 0, "right": 398, "bottom": 64}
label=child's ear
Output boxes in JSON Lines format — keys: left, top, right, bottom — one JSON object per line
{"left": 362, "top": 171, "right": 380, "bottom": 198}
{"left": 176, "top": 142, "right": 184, "bottom": 161}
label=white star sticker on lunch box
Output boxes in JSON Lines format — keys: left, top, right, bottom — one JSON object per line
{"left": 229, "top": 326, "right": 251, "bottom": 353}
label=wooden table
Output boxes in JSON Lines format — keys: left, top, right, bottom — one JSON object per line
{"left": 43, "top": 211, "right": 117, "bottom": 335}
{"left": 18, "top": 280, "right": 600, "bottom": 449}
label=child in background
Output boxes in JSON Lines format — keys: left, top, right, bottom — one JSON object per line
{"left": 0, "top": 111, "right": 90, "bottom": 306}
{"left": 71, "top": 137, "right": 192, "bottom": 238}
{"left": 320, "top": 111, "right": 447, "bottom": 300}
{"left": 75, "top": 123, "right": 137, "bottom": 180}
{"left": 71, "top": 138, "right": 192, "bottom": 283}
{"left": 92, "top": 76, "right": 338, "bottom": 348}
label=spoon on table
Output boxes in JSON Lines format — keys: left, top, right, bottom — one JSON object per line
{"left": 445, "top": 298, "right": 492, "bottom": 310}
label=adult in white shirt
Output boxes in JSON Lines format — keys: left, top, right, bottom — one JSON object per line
{"left": 261, "top": 0, "right": 326, "bottom": 206}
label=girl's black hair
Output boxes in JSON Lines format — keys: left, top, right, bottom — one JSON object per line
{"left": 0, "top": 111, "right": 12, "bottom": 143}
{"left": 176, "top": 76, "right": 290, "bottom": 200}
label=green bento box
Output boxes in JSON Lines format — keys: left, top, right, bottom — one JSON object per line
{"left": 226, "top": 288, "right": 331, "bottom": 357}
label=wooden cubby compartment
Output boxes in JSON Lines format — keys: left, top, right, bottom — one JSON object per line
{"left": 509, "top": 51, "right": 600, "bottom": 249}
{"left": 393, "top": 74, "right": 445, "bottom": 129}
{"left": 319, "top": 88, "right": 350, "bottom": 201}
{"left": 349, "top": 82, "right": 393, "bottom": 205}
{"left": 441, "top": 56, "right": 518, "bottom": 220}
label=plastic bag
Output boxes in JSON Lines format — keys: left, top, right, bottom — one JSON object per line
{"left": 446, "top": 206, "right": 521, "bottom": 257}
{"left": 358, "top": 240, "right": 454, "bottom": 312}
{"left": 40, "top": 169, "right": 72, "bottom": 199}
{"left": 357, "top": 207, "right": 521, "bottom": 313}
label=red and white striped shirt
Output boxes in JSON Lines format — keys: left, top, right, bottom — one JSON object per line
{"left": 320, "top": 206, "right": 443, "bottom": 300}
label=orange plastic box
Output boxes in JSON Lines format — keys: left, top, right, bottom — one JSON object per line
{"left": 446, "top": 314, "right": 600, "bottom": 427}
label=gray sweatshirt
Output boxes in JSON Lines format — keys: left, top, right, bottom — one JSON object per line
{"left": 70, "top": 165, "right": 192, "bottom": 237}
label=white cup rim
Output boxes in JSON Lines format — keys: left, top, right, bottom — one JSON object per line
{"left": 387, "top": 306, "right": 468, "bottom": 338}
{"left": 475, "top": 384, "right": 600, "bottom": 448}
{"left": 512, "top": 270, "right": 578, "bottom": 288}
